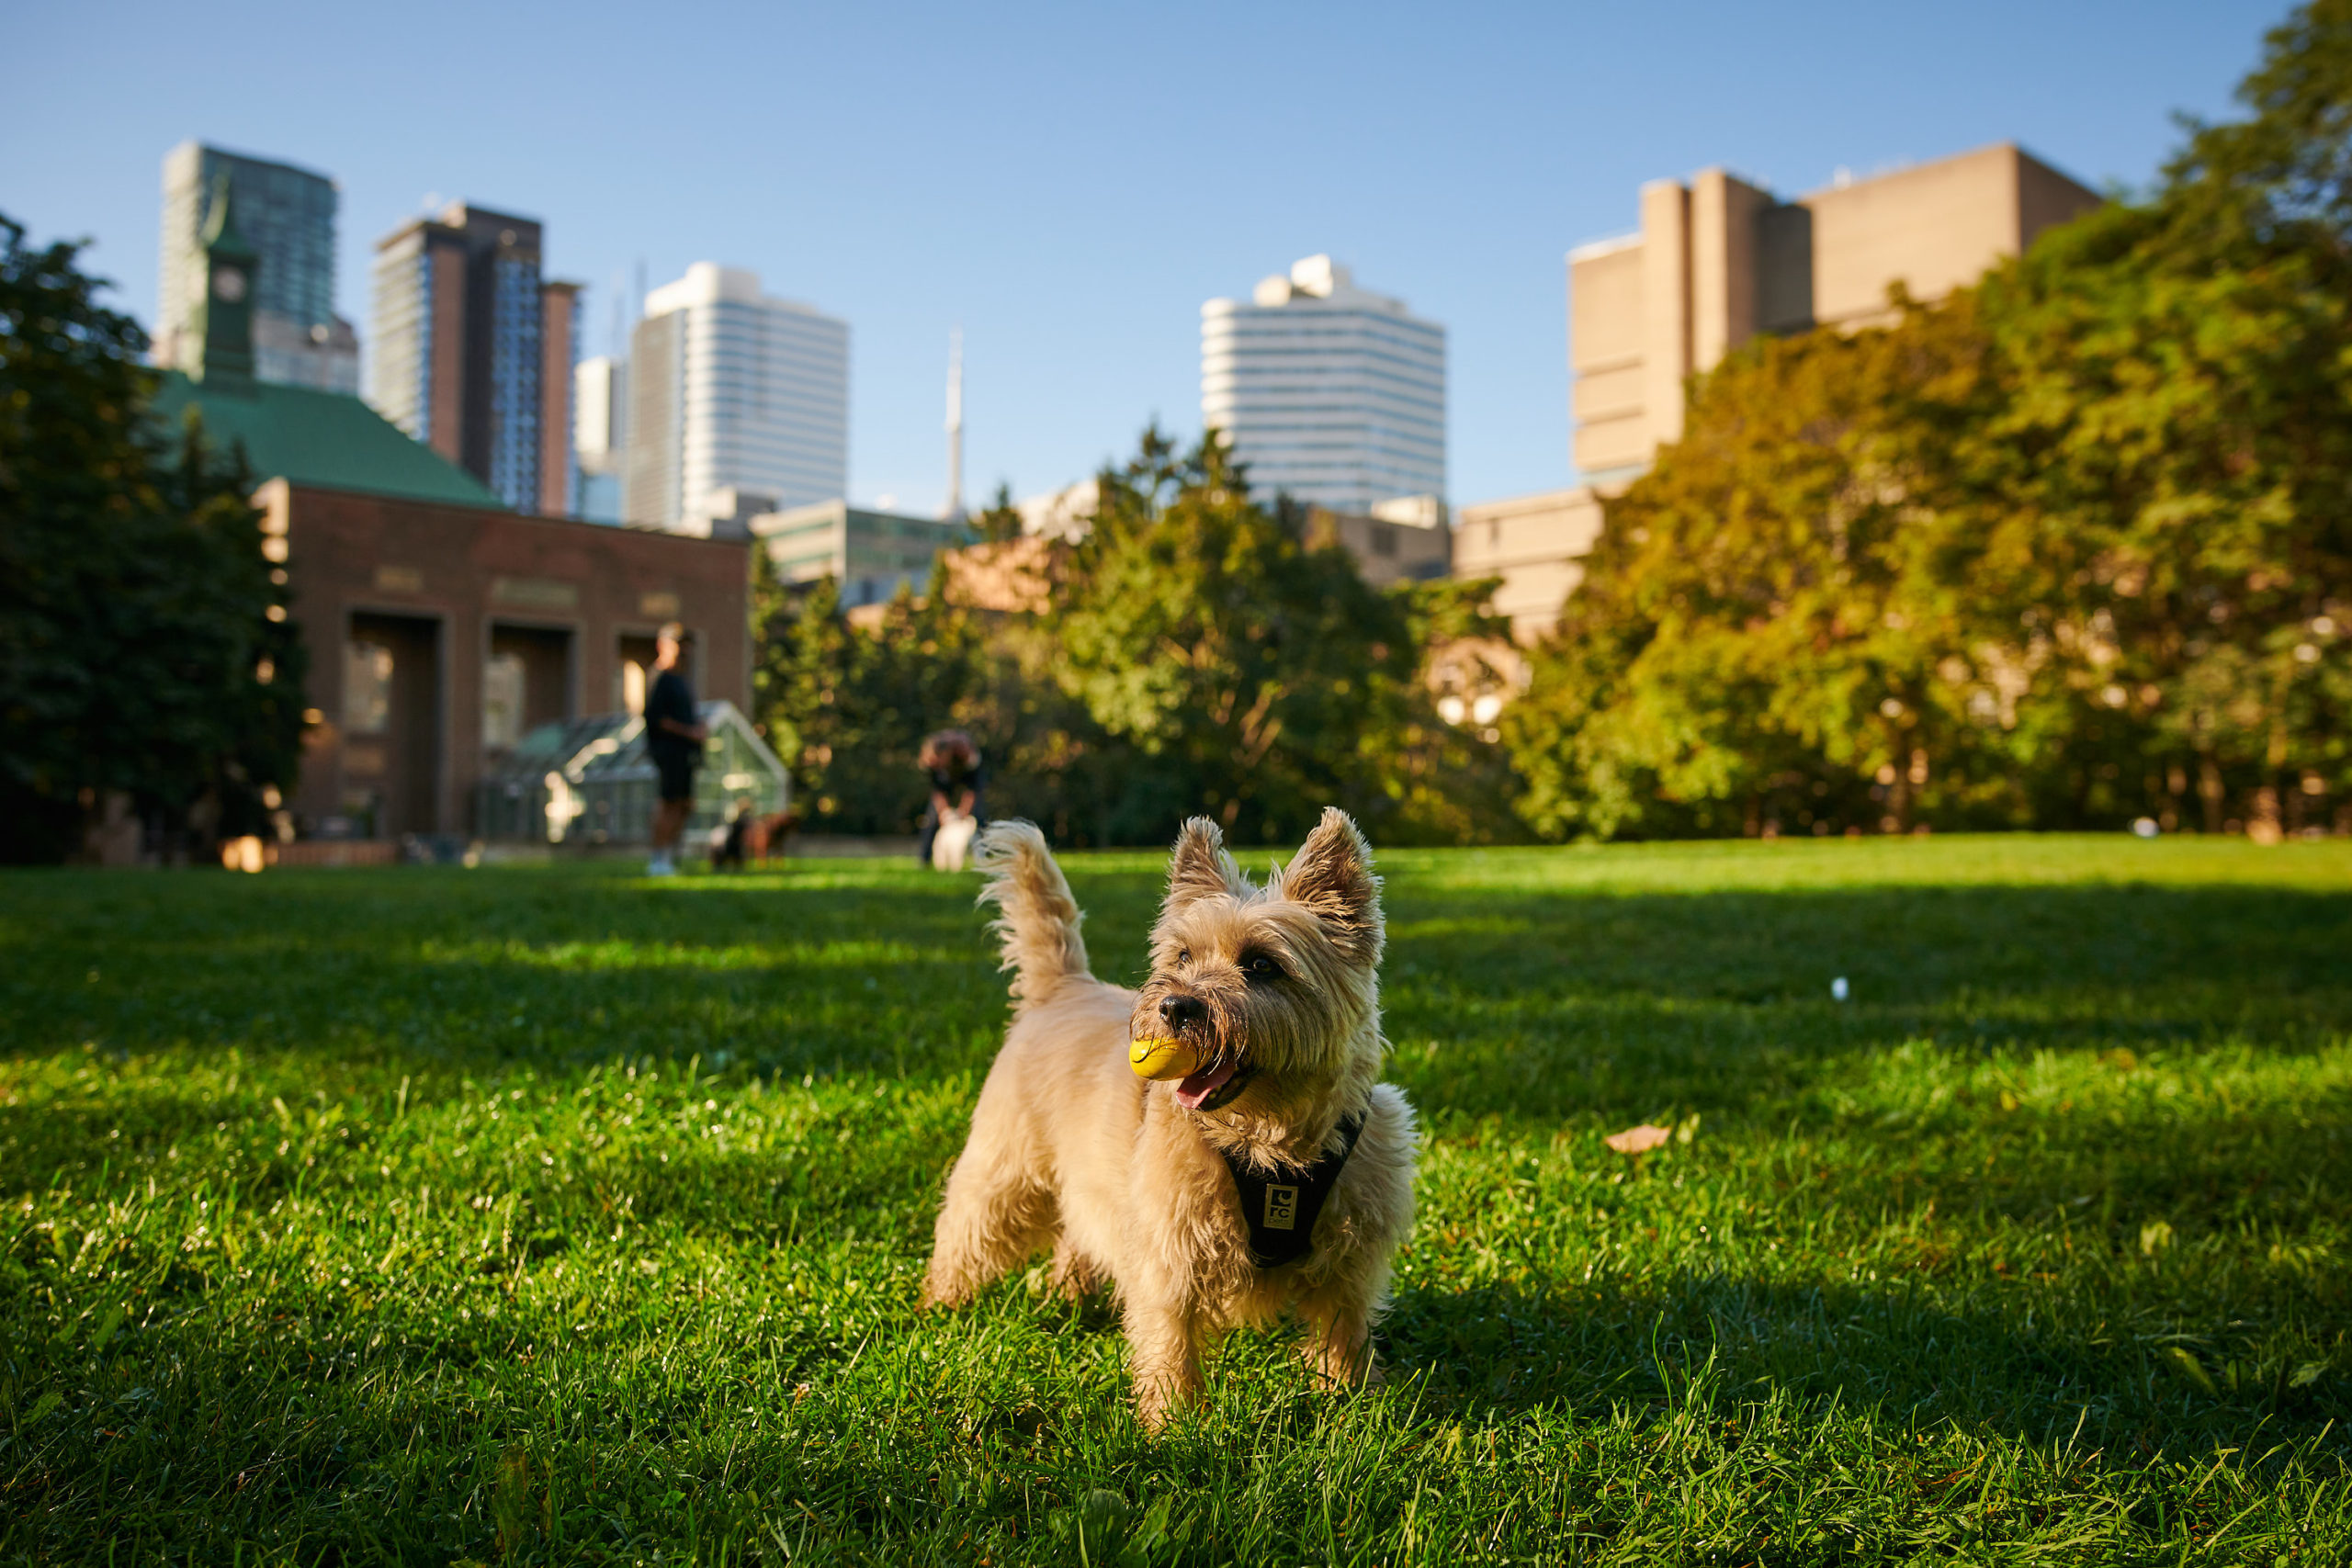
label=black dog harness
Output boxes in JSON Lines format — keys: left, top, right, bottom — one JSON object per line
{"left": 1221, "top": 1110, "right": 1367, "bottom": 1268}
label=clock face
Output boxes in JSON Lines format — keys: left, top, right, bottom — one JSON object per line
{"left": 212, "top": 267, "right": 247, "bottom": 303}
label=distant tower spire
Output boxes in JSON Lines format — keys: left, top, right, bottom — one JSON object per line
{"left": 942, "top": 327, "right": 966, "bottom": 521}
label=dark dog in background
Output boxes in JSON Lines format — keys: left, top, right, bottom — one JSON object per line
{"left": 711, "top": 805, "right": 803, "bottom": 870}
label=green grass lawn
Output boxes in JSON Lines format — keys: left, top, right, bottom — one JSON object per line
{"left": 4, "top": 834, "right": 2350, "bottom": 1564}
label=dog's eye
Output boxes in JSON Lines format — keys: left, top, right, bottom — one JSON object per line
{"left": 1177, "top": 948, "right": 1191, "bottom": 965}
{"left": 1244, "top": 953, "right": 1283, "bottom": 980}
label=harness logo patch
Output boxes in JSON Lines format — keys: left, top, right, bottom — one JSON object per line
{"left": 1264, "top": 1184, "right": 1299, "bottom": 1230}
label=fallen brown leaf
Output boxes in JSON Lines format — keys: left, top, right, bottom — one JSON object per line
{"left": 1605, "top": 1123, "right": 1672, "bottom": 1155}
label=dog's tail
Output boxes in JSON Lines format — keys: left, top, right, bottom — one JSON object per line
{"left": 973, "top": 820, "right": 1091, "bottom": 1009}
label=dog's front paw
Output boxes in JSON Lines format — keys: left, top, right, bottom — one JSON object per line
{"left": 1305, "top": 1333, "right": 1378, "bottom": 1391}
{"left": 1132, "top": 1373, "right": 1198, "bottom": 1433}
{"left": 1046, "top": 1243, "right": 1104, "bottom": 1302}
{"left": 919, "top": 1270, "right": 971, "bottom": 1311}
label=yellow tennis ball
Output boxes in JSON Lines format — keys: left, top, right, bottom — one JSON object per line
{"left": 1128, "top": 1036, "right": 1202, "bottom": 1081}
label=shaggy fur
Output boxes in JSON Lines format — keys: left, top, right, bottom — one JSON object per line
{"left": 922, "top": 808, "right": 1418, "bottom": 1427}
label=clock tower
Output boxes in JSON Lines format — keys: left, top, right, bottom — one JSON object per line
{"left": 191, "top": 175, "right": 256, "bottom": 391}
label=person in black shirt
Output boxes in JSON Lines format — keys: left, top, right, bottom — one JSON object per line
{"left": 644, "top": 623, "right": 707, "bottom": 875}
{"left": 916, "top": 730, "right": 986, "bottom": 868}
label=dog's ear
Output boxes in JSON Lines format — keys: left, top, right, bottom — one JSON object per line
{"left": 1275, "top": 808, "right": 1381, "bottom": 963}
{"left": 1167, "top": 816, "right": 1250, "bottom": 908}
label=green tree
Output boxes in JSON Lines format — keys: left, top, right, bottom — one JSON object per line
{"left": 1505, "top": 1, "right": 2352, "bottom": 841}
{"left": 751, "top": 554, "right": 989, "bottom": 835}
{"left": 745, "top": 426, "right": 1527, "bottom": 848}
{"left": 1953, "top": 197, "right": 2352, "bottom": 834}
{"left": 1358, "top": 576, "right": 1527, "bottom": 846}
{"left": 1053, "top": 427, "right": 1417, "bottom": 844}
{"left": 2163, "top": 0, "right": 2352, "bottom": 252}
{"left": 0, "top": 215, "right": 305, "bottom": 863}
{"left": 1933, "top": 0, "right": 2352, "bottom": 836}
{"left": 971, "top": 481, "right": 1023, "bottom": 545}
{"left": 1503, "top": 302, "right": 2004, "bottom": 840}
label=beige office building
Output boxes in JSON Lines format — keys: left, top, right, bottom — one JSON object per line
{"left": 1458, "top": 141, "right": 2101, "bottom": 644}
{"left": 1570, "top": 141, "right": 2098, "bottom": 477}
{"left": 1453, "top": 486, "right": 1611, "bottom": 644}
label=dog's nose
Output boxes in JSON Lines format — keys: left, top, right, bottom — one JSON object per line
{"left": 1159, "top": 993, "right": 1205, "bottom": 1029}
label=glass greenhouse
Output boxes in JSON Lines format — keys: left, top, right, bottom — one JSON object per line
{"left": 474, "top": 702, "right": 790, "bottom": 845}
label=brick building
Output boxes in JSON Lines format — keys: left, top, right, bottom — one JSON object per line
{"left": 153, "top": 186, "right": 750, "bottom": 842}
{"left": 248, "top": 481, "right": 750, "bottom": 839}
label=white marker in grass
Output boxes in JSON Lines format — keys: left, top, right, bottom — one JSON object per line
{"left": 1831, "top": 976, "right": 1849, "bottom": 1001}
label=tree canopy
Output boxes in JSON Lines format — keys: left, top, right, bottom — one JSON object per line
{"left": 1505, "top": 0, "right": 2352, "bottom": 841}
{"left": 0, "top": 215, "right": 305, "bottom": 863}
{"left": 753, "top": 429, "right": 1519, "bottom": 847}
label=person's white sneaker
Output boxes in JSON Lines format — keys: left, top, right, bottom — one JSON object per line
{"left": 647, "top": 852, "right": 675, "bottom": 876}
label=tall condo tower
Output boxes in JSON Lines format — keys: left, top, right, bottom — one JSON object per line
{"left": 368, "top": 203, "right": 580, "bottom": 514}
{"left": 157, "top": 141, "right": 358, "bottom": 393}
{"left": 1200, "top": 254, "right": 1445, "bottom": 513}
{"left": 622, "top": 264, "right": 849, "bottom": 535}
{"left": 942, "top": 328, "right": 965, "bottom": 521}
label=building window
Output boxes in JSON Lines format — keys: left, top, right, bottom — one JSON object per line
{"left": 483, "top": 650, "right": 526, "bottom": 749}
{"left": 486, "top": 253, "right": 543, "bottom": 510}
{"left": 345, "top": 641, "right": 393, "bottom": 733}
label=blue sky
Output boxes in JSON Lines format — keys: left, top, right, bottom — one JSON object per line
{"left": 6, "top": 0, "right": 2286, "bottom": 513}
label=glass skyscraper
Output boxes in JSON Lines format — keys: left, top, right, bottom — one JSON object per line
{"left": 368, "top": 204, "right": 577, "bottom": 515}
{"left": 1200, "top": 254, "right": 1446, "bottom": 513}
{"left": 157, "top": 141, "right": 358, "bottom": 394}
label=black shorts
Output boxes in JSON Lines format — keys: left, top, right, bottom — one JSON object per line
{"left": 654, "top": 752, "right": 696, "bottom": 804}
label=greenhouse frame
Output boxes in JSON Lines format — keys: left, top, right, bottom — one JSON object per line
{"left": 474, "top": 702, "right": 790, "bottom": 846}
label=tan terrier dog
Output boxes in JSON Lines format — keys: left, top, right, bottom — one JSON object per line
{"left": 922, "top": 808, "right": 1417, "bottom": 1427}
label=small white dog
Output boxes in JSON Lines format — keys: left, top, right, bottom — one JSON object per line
{"left": 931, "top": 811, "right": 978, "bottom": 872}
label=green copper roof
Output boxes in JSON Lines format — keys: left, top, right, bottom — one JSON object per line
{"left": 150, "top": 371, "right": 504, "bottom": 508}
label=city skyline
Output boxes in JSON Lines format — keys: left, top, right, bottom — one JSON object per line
{"left": 7, "top": 0, "right": 2280, "bottom": 513}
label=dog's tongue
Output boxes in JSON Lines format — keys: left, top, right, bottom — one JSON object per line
{"left": 1174, "top": 1059, "right": 1239, "bottom": 1111}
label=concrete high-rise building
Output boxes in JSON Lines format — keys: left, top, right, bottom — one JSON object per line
{"left": 368, "top": 203, "right": 580, "bottom": 515}
{"left": 622, "top": 263, "right": 849, "bottom": 536}
{"left": 574, "top": 355, "right": 627, "bottom": 523}
{"left": 1201, "top": 254, "right": 1445, "bottom": 513}
{"left": 157, "top": 141, "right": 358, "bottom": 394}
{"left": 1450, "top": 142, "right": 2103, "bottom": 647}
{"left": 1305, "top": 500, "right": 1452, "bottom": 587}
{"left": 1568, "top": 141, "right": 2098, "bottom": 479}
{"left": 1452, "top": 486, "right": 1613, "bottom": 644}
